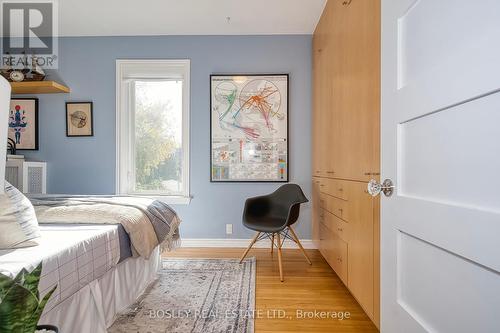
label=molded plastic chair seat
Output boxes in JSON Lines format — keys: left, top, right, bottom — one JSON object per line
{"left": 242, "top": 184, "right": 308, "bottom": 232}
{"left": 243, "top": 215, "right": 288, "bottom": 233}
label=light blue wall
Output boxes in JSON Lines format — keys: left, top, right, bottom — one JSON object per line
{"left": 22, "top": 35, "right": 312, "bottom": 239}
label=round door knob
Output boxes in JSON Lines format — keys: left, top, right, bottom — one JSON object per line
{"left": 367, "top": 179, "right": 394, "bottom": 197}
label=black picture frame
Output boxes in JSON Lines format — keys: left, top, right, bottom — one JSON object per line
{"left": 9, "top": 98, "right": 39, "bottom": 150}
{"left": 66, "top": 102, "right": 94, "bottom": 137}
{"left": 210, "top": 73, "right": 290, "bottom": 183}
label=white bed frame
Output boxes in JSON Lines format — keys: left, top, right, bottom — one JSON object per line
{"left": 0, "top": 77, "right": 11, "bottom": 195}
{"left": 38, "top": 246, "right": 160, "bottom": 333}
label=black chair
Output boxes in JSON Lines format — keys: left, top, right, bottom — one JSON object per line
{"left": 239, "top": 184, "right": 311, "bottom": 281}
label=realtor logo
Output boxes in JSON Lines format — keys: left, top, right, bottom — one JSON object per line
{"left": 1, "top": 0, "right": 58, "bottom": 69}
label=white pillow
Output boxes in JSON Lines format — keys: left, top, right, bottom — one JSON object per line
{"left": 0, "top": 181, "right": 40, "bottom": 249}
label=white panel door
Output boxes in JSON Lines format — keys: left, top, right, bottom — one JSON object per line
{"left": 381, "top": 1, "right": 500, "bottom": 332}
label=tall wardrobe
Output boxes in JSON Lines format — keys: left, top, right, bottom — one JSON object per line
{"left": 311, "top": 0, "right": 381, "bottom": 328}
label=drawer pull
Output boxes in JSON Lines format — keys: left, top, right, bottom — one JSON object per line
{"left": 338, "top": 208, "right": 343, "bottom": 214}
{"left": 337, "top": 227, "right": 343, "bottom": 232}
{"left": 327, "top": 171, "right": 335, "bottom": 174}
{"left": 320, "top": 184, "right": 325, "bottom": 187}
{"left": 338, "top": 188, "right": 343, "bottom": 192}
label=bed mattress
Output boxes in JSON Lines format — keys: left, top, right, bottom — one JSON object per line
{"left": 0, "top": 224, "right": 121, "bottom": 313}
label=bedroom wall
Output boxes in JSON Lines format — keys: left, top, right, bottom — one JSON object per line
{"left": 21, "top": 35, "right": 312, "bottom": 239}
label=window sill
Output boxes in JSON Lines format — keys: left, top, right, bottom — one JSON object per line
{"left": 142, "top": 195, "right": 191, "bottom": 205}
{"left": 32, "top": 193, "right": 192, "bottom": 205}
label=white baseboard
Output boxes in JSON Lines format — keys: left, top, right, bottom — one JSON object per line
{"left": 180, "top": 238, "right": 317, "bottom": 249}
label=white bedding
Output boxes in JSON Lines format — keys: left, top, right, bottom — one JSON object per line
{"left": 0, "top": 224, "right": 120, "bottom": 313}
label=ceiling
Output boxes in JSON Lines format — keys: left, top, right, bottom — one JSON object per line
{"left": 58, "top": 0, "right": 327, "bottom": 37}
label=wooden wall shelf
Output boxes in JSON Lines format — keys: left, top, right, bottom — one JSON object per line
{"left": 10, "top": 81, "right": 70, "bottom": 94}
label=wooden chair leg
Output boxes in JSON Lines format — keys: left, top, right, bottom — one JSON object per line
{"left": 288, "top": 226, "right": 312, "bottom": 265}
{"left": 239, "top": 232, "right": 261, "bottom": 263}
{"left": 276, "top": 232, "right": 284, "bottom": 282}
{"left": 271, "top": 233, "right": 275, "bottom": 254}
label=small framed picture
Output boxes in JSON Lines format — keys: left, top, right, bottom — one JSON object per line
{"left": 66, "top": 102, "right": 93, "bottom": 137}
{"left": 8, "top": 98, "right": 39, "bottom": 150}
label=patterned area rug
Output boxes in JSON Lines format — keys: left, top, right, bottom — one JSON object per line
{"left": 109, "top": 258, "right": 256, "bottom": 333}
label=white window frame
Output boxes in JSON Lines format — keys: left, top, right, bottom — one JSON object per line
{"left": 116, "top": 59, "right": 190, "bottom": 204}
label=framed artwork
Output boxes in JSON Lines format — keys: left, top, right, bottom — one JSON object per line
{"left": 8, "top": 98, "right": 39, "bottom": 150}
{"left": 66, "top": 102, "right": 93, "bottom": 137}
{"left": 210, "top": 74, "right": 289, "bottom": 182}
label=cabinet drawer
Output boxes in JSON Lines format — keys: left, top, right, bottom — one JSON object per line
{"left": 318, "top": 208, "right": 326, "bottom": 225}
{"left": 314, "top": 170, "right": 325, "bottom": 178}
{"left": 319, "top": 222, "right": 333, "bottom": 260}
{"left": 319, "top": 193, "right": 350, "bottom": 222}
{"left": 321, "top": 210, "right": 350, "bottom": 242}
{"left": 319, "top": 208, "right": 335, "bottom": 232}
{"left": 318, "top": 192, "right": 328, "bottom": 210}
{"left": 319, "top": 222, "right": 348, "bottom": 286}
{"left": 319, "top": 178, "right": 348, "bottom": 200}
{"left": 318, "top": 192, "right": 334, "bottom": 215}
{"left": 331, "top": 196, "right": 349, "bottom": 222}
{"left": 332, "top": 213, "right": 350, "bottom": 242}
{"left": 333, "top": 236, "right": 348, "bottom": 286}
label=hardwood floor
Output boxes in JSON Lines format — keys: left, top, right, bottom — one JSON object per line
{"left": 163, "top": 248, "right": 378, "bottom": 332}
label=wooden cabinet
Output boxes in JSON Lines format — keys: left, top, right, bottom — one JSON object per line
{"left": 312, "top": 0, "right": 380, "bottom": 328}
{"left": 314, "top": 178, "right": 376, "bottom": 321}
{"left": 312, "top": 0, "right": 380, "bottom": 182}
{"left": 312, "top": 3, "right": 335, "bottom": 178}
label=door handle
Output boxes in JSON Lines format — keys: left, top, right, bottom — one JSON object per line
{"left": 367, "top": 179, "right": 394, "bottom": 197}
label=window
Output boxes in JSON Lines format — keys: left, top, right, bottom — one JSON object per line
{"left": 116, "top": 60, "right": 190, "bottom": 204}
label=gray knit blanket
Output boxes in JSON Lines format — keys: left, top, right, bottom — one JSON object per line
{"left": 29, "top": 195, "right": 181, "bottom": 258}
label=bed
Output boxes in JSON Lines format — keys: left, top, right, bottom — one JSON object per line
{"left": 0, "top": 195, "right": 180, "bottom": 333}
{"left": 0, "top": 78, "right": 181, "bottom": 332}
